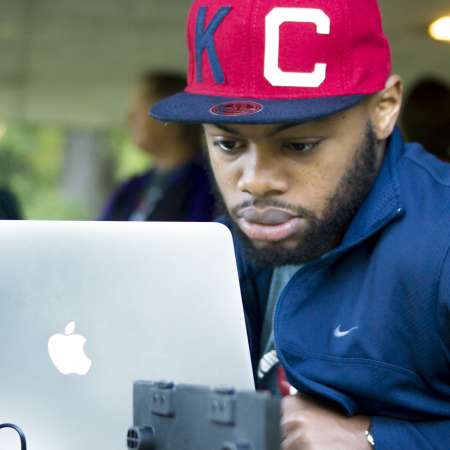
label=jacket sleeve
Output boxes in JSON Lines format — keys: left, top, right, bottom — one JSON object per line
{"left": 370, "top": 245, "right": 450, "bottom": 449}
{"left": 370, "top": 417, "right": 450, "bottom": 450}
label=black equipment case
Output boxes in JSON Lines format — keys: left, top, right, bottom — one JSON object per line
{"left": 128, "top": 381, "right": 281, "bottom": 450}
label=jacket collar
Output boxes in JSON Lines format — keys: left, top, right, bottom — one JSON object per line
{"left": 339, "top": 126, "right": 405, "bottom": 250}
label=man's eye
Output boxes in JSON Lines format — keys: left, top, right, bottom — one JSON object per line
{"left": 283, "top": 142, "right": 318, "bottom": 153}
{"left": 213, "top": 139, "right": 243, "bottom": 153}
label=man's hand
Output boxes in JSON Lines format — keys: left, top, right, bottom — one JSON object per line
{"left": 281, "top": 394, "right": 372, "bottom": 450}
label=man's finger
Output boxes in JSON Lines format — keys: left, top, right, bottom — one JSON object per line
{"left": 281, "top": 394, "right": 303, "bottom": 416}
{"left": 282, "top": 428, "right": 305, "bottom": 450}
{"left": 281, "top": 416, "right": 304, "bottom": 440}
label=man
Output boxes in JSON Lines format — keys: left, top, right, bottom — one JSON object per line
{"left": 101, "top": 71, "right": 215, "bottom": 222}
{"left": 151, "top": 1, "right": 450, "bottom": 449}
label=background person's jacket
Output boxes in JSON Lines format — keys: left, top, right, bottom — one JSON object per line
{"left": 225, "top": 128, "right": 450, "bottom": 450}
{"left": 101, "top": 155, "right": 215, "bottom": 222}
{"left": 0, "top": 187, "right": 22, "bottom": 220}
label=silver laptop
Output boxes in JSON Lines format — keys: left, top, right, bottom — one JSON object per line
{"left": 0, "top": 220, "right": 254, "bottom": 450}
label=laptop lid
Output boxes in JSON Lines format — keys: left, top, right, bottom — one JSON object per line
{"left": 0, "top": 221, "right": 254, "bottom": 450}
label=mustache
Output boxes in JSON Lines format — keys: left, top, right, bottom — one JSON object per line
{"left": 230, "top": 199, "right": 318, "bottom": 221}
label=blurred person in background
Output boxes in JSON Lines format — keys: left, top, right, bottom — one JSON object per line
{"left": 100, "top": 71, "right": 216, "bottom": 222}
{"left": 0, "top": 186, "right": 22, "bottom": 220}
{"left": 401, "top": 77, "right": 450, "bottom": 162}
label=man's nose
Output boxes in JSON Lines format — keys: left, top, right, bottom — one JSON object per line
{"left": 237, "top": 148, "right": 289, "bottom": 197}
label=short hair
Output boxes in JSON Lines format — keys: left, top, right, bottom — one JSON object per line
{"left": 139, "top": 70, "right": 186, "bottom": 100}
{"left": 138, "top": 70, "right": 202, "bottom": 151}
{"left": 401, "top": 77, "right": 450, "bottom": 159}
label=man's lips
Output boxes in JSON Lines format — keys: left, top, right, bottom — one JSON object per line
{"left": 239, "top": 208, "right": 295, "bottom": 225}
{"left": 237, "top": 208, "right": 303, "bottom": 242}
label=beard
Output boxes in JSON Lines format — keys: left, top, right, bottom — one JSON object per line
{"left": 208, "top": 123, "right": 381, "bottom": 268}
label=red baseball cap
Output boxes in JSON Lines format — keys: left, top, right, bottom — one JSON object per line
{"left": 151, "top": 0, "right": 392, "bottom": 124}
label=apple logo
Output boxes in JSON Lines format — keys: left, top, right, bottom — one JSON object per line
{"left": 48, "top": 322, "right": 92, "bottom": 375}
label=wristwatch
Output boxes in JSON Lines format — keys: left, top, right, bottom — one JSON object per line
{"left": 365, "top": 429, "right": 376, "bottom": 448}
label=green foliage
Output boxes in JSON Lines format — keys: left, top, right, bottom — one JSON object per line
{"left": 0, "top": 123, "right": 151, "bottom": 220}
{"left": 111, "top": 128, "right": 151, "bottom": 181}
{"left": 0, "top": 123, "right": 84, "bottom": 219}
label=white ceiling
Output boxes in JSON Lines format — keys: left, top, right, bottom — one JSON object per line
{"left": 0, "top": 0, "right": 449, "bottom": 127}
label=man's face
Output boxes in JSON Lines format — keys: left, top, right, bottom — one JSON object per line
{"left": 204, "top": 102, "right": 383, "bottom": 267}
{"left": 127, "top": 84, "right": 171, "bottom": 155}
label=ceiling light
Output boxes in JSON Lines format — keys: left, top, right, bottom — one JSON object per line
{"left": 429, "top": 16, "right": 450, "bottom": 42}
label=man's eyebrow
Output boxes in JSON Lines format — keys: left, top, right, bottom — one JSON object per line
{"left": 267, "top": 123, "right": 299, "bottom": 137}
{"left": 210, "top": 124, "right": 242, "bottom": 135}
{"left": 209, "top": 122, "right": 302, "bottom": 137}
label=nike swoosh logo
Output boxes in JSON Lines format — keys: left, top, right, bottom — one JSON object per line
{"left": 334, "top": 324, "right": 359, "bottom": 338}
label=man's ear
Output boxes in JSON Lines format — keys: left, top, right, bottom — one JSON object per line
{"left": 369, "top": 74, "right": 404, "bottom": 140}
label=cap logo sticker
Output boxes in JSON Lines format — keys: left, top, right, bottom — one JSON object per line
{"left": 195, "top": 6, "right": 232, "bottom": 85}
{"left": 210, "top": 102, "right": 264, "bottom": 117}
{"left": 264, "top": 8, "right": 330, "bottom": 88}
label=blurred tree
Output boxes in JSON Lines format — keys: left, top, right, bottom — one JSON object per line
{"left": 0, "top": 123, "right": 150, "bottom": 220}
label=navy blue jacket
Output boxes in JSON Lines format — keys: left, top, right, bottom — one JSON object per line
{"left": 100, "top": 155, "right": 215, "bottom": 222}
{"left": 228, "top": 128, "right": 450, "bottom": 450}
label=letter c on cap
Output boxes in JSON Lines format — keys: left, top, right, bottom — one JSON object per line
{"left": 264, "top": 7, "right": 330, "bottom": 88}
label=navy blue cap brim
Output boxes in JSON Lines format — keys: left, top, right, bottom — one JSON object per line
{"left": 150, "top": 92, "right": 367, "bottom": 124}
